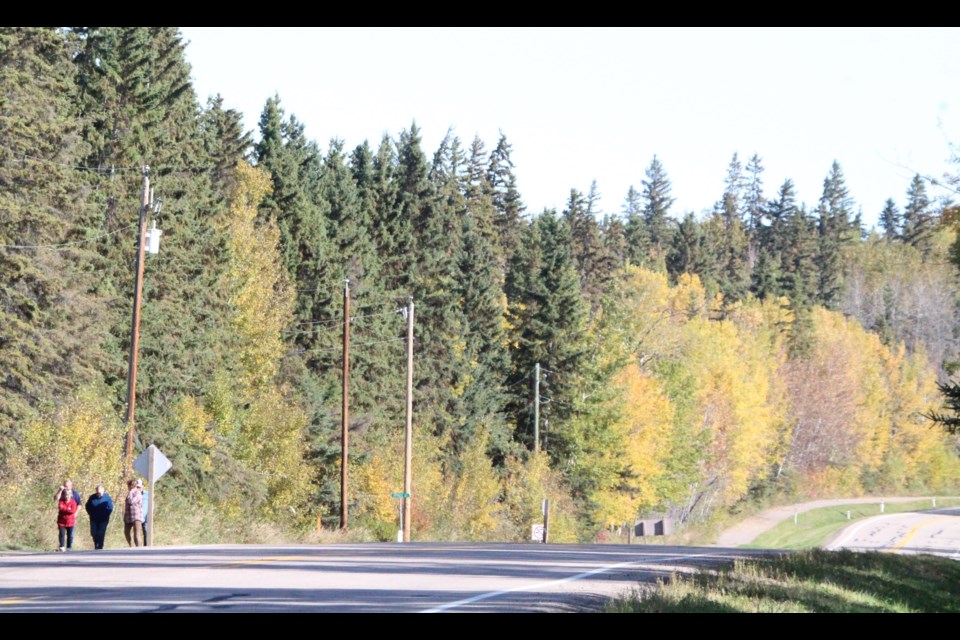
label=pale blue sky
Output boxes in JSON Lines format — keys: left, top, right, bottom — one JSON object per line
{"left": 180, "top": 27, "right": 960, "bottom": 228}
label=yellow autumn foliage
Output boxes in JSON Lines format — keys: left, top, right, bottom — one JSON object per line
{"left": 590, "top": 362, "right": 673, "bottom": 526}
{"left": 4, "top": 387, "right": 124, "bottom": 493}
{"left": 222, "top": 161, "right": 295, "bottom": 394}
{"left": 681, "top": 316, "right": 785, "bottom": 504}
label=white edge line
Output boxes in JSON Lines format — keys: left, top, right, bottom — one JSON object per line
{"left": 825, "top": 513, "right": 905, "bottom": 550}
{"left": 420, "top": 552, "right": 719, "bottom": 613}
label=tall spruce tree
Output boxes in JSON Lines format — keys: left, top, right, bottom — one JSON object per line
{"left": 816, "top": 161, "right": 857, "bottom": 308}
{"left": 199, "top": 95, "right": 252, "bottom": 187}
{"left": 879, "top": 198, "right": 901, "bottom": 241}
{"left": 622, "top": 185, "right": 652, "bottom": 267}
{"left": 642, "top": 155, "right": 676, "bottom": 257}
{"left": 397, "top": 125, "right": 465, "bottom": 450}
{"left": 667, "top": 213, "right": 718, "bottom": 286}
{"left": 710, "top": 156, "right": 751, "bottom": 305}
{"left": 743, "top": 154, "right": 765, "bottom": 235}
{"left": 562, "top": 184, "right": 613, "bottom": 313}
{"left": 506, "top": 211, "right": 589, "bottom": 454}
{"left": 487, "top": 133, "right": 525, "bottom": 269}
{"left": 902, "top": 174, "right": 934, "bottom": 256}
{"left": 0, "top": 28, "right": 109, "bottom": 436}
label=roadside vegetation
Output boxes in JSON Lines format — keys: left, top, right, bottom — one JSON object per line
{"left": 607, "top": 549, "right": 960, "bottom": 613}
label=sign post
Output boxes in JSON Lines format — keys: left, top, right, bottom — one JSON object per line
{"left": 391, "top": 492, "right": 410, "bottom": 542}
{"left": 133, "top": 444, "right": 172, "bottom": 546}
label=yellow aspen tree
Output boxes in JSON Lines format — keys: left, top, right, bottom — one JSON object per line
{"left": 589, "top": 361, "right": 674, "bottom": 527}
{"left": 215, "top": 161, "right": 311, "bottom": 519}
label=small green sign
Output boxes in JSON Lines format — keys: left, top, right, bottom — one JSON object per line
{"left": 391, "top": 492, "right": 410, "bottom": 498}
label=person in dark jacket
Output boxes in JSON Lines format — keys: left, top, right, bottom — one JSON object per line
{"left": 57, "top": 489, "right": 79, "bottom": 552}
{"left": 85, "top": 485, "right": 114, "bottom": 550}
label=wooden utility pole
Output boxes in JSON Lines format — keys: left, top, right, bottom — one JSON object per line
{"left": 341, "top": 279, "right": 350, "bottom": 529}
{"left": 123, "top": 167, "right": 150, "bottom": 477}
{"left": 403, "top": 296, "right": 414, "bottom": 542}
{"left": 533, "top": 362, "right": 540, "bottom": 453}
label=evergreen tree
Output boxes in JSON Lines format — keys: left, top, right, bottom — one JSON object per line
{"left": 709, "top": 157, "right": 751, "bottom": 305}
{"left": 780, "top": 204, "right": 819, "bottom": 312}
{"left": 601, "top": 214, "right": 628, "bottom": 268}
{"left": 255, "top": 97, "right": 336, "bottom": 368}
{"left": 879, "top": 198, "right": 901, "bottom": 241}
{"left": 667, "top": 213, "right": 718, "bottom": 287}
{"left": 563, "top": 185, "right": 609, "bottom": 312}
{"left": 751, "top": 179, "right": 790, "bottom": 298}
{"left": 199, "top": 95, "right": 252, "bottom": 187}
{"left": 457, "top": 210, "right": 512, "bottom": 458}
{"left": 743, "top": 153, "right": 765, "bottom": 234}
{"left": 464, "top": 135, "right": 499, "bottom": 253}
{"left": 902, "top": 174, "right": 934, "bottom": 256}
{"left": 622, "top": 185, "right": 652, "bottom": 267}
{"left": 642, "top": 155, "right": 676, "bottom": 256}
{"left": 506, "top": 211, "right": 589, "bottom": 454}
{"left": 487, "top": 133, "right": 525, "bottom": 268}
{"left": 816, "top": 161, "right": 857, "bottom": 307}
{"left": 71, "top": 28, "right": 234, "bottom": 453}
{"left": 0, "top": 28, "right": 109, "bottom": 436}
{"left": 404, "top": 125, "right": 465, "bottom": 449}
{"left": 722, "top": 152, "right": 744, "bottom": 223}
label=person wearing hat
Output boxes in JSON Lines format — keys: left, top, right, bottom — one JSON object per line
{"left": 122, "top": 479, "right": 143, "bottom": 547}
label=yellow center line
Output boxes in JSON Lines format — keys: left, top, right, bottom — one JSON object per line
{"left": 887, "top": 516, "right": 950, "bottom": 553}
{"left": 219, "top": 554, "right": 314, "bottom": 567}
{"left": 0, "top": 597, "right": 34, "bottom": 605}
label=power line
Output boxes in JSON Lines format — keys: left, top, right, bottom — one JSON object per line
{"left": 0, "top": 222, "right": 139, "bottom": 250}
{"left": 286, "top": 308, "right": 403, "bottom": 330}
{"left": 503, "top": 375, "right": 529, "bottom": 389}
{"left": 286, "top": 317, "right": 342, "bottom": 329}
{"left": 292, "top": 337, "right": 406, "bottom": 356}
{"left": 350, "top": 309, "right": 406, "bottom": 322}
{"left": 0, "top": 147, "right": 216, "bottom": 176}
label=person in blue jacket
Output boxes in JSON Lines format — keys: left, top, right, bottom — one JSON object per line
{"left": 85, "top": 485, "right": 114, "bottom": 550}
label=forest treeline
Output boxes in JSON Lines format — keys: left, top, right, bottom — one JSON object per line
{"left": 1, "top": 28, "right": 958, "bottom": 546}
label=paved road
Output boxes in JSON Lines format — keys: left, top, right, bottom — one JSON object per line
{"left": 0, "top": 543, "right": 777, "bottom": 612}
{"left": 714, "top": 496, "right": 948, "bottom": 547}
{"left": 825, "top": 507, "right": 960, "bottom": 559}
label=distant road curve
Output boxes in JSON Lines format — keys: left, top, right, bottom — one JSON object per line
{"left": 714, "top": 496, "right": 949, "bottom": 547}
{"left": 825, "top": 507, "right": 960, "bottom": 559}
{"left": 0, "top": 543, "right": 779, "bottom": 613}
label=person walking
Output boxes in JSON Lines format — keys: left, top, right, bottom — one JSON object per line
{"left": 137, "top": 479, "right": 149, "bottom": 546}
{"left": 123, "top": 479, "right": 143, "bottom": 547}
{"left": 57, "top": 488, "right": 79, "bottom": 552}
{"left": 55, "top": 479, "right": 82, "bottom": 506}
{"left": 85, "top": 485, "right": 114, "bottom": 550}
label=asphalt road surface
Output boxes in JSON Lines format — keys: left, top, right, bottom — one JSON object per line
{"left": 826, "top": 506, "right": 960, "bottom": 559}
{"left": 0, "top": 543, "right": 778, "bottom": 612}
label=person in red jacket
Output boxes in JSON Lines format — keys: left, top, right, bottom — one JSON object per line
{"left": 57, "top": 488, "right": 79, "bottom": 552}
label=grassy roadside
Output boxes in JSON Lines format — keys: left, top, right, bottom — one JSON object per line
{"left": 607, "top": 549, "right": 960, "bottom": 613}
{"left": 747, "top": 498, "right": 960, "bottom": 549}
